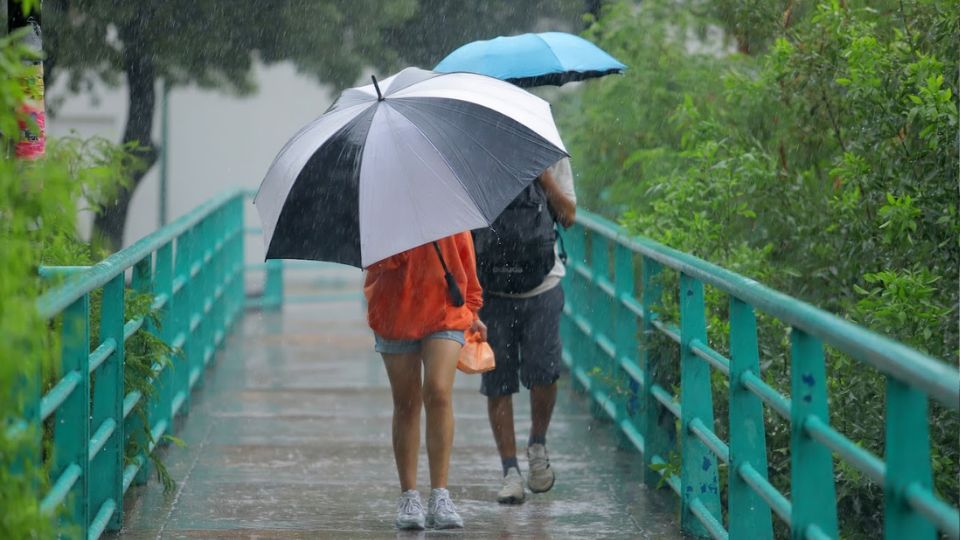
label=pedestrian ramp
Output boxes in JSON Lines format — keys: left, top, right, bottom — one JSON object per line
{"left": 109, "top": 274, "right": 681, "bottom": 539}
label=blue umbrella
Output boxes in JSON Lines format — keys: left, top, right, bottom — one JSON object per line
{"left": 434, "top": 32, "right": 626, "bottom": 88}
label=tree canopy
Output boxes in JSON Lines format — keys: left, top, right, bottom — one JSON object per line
{"left": 42, "top": 0, "right": 587, "bottom": 247}
{"left": 557, "top": 1, "right": 958, "bottom": 536}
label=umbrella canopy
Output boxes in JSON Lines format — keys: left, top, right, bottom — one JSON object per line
{"left": 433, "top": 32, "right": 626, "bottom": 87}
{"left": 254, "top": 67, "right": 568, "bottom": 268}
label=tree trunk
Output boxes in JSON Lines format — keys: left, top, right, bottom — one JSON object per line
{"left": 93, "top": 33, "right": 158, "bottom": 250}
{"left": 736, "top": 35, "right": 751, "bottom": 55}
{"left": 585, "top": 0, "right": 604, "bottom": 26}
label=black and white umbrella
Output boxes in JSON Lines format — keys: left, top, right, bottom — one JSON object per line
{"left": 254, "top": 67, "right": 568, "bottom": 268}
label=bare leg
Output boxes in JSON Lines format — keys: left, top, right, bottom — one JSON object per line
{"left": 382, "top": 351, "right": 422, "bottom": 492}
{"left": 487, "top": 394, "right": 517, "bottom": 461}
{"left": 529, "top": 382, "right": 557, "bottom": 442}
{"left": 421, "top": 338, "right": 460, "bottom": 489}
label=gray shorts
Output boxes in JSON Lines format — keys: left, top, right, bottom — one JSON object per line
{"left": 479, "top": 285, "right": 564, "bottom": 397}
{"left": 374, "top": 330, "right": 465, "bottom": 355}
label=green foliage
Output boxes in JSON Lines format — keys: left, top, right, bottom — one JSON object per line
{"left": 114, "top": 293, "right": 181, "bottom": 493}
{"left": 649, "top": 449, "right": 683, "bottom": 490}
{"left": 39, "top": 0, "right": 587, "bottom": 248}
{"left": 1, "top": 19, "right": 174, "bottom": 535}
{"left": 559, "top": 0, "right": 959, "bottom": 537}
{"left": 44, "top": 0, "right": 584, "bottom": 94}
{"left": 0, "top": 28, "right": 88, "bottom": 538}
{"left": 383, "top": 0, "right": 585, "bottom": 67}
{"left": 84, "top": 285, "right": 181, "bottom": 493}
{"left": 44, "top": 0, "right": 404, "bottom": 94}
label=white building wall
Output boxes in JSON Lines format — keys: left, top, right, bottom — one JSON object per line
{"left": 48, "top": 61, "right": 335, "bottom": 264}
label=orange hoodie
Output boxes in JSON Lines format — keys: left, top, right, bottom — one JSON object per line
{"left": 364, "top": 231, "right": 483, "bottom": 341}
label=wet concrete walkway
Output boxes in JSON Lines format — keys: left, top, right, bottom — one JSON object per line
{"left": 111, "top": 273, "right": 681, "bottom": 539}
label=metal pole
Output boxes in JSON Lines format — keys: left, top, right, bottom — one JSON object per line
{"left": 264, "top": 260, "right": 283, "bottom": 310}
{"left": 159, "top": 81, "right": 170, "bottom": 226}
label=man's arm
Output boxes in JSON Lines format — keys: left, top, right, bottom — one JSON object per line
{"left": 538, "top": 167, "right": 577, "bottom": 228}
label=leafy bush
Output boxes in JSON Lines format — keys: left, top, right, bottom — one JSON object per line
{"left": 558, "top": 1, "right": 958, "bottom": 537}
{"left": 1, "top": 23, "right": 169, "bottom": 537}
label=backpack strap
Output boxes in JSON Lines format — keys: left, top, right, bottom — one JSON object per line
{"left": 433, "top": 241, "right": 465, "bottom": 307}
{"left": 555, "top": 223, "right": 568, "bottom": 264}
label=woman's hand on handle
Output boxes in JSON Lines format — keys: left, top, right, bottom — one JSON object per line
{"left": 469, "top": 318, "right": 488, "bottom": 342}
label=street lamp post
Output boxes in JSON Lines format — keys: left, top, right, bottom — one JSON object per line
{"left": 159, "top": 81, "right": 170, "bottom": 226}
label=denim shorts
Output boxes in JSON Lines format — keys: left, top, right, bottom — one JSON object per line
{"left": 374, "top": 329, "right": 465, "bottom": 354}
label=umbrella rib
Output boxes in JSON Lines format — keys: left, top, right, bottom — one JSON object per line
{"left": 392, "top": 97, "right": 555, "bottom": 171}
{"left": 533, "top": 33, "right": 567, "bottom": 73}
{"left": 396, "top": 97, "right": 567, "bottom": 223}
{"left": 254, "top": 101, "right": 372, "bottom": 203}
{"left": 414, "top": 98, "right": 563, "bottom": 177}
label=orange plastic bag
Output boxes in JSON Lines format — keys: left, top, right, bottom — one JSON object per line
{"left": 457, "top": 328, "right": 495, "bottom": 374}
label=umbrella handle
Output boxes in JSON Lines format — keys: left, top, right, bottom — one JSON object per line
{"left": 433, "top": 241, "right": 465, "bottom": 307}
{"left": 371, "top": 75, "right": 385, "bottom": 101}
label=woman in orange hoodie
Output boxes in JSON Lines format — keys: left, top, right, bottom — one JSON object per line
{"left": 364, "top": 231, "right": 486, "bottom": 531}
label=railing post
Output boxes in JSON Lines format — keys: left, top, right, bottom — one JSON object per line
{"left": 213, "top": 207, "right": 227, "bottom": 347}
{"left": 207, "top": 210, "right": 220, "bottom": 356}
{"left": 230, "top": 197, "right": 245, "bottom": 327}
{"left": 264, "top": 259, "right": 284, "bottom": 310}
{"left": 590, "top": 234, "right": 613, "bottom": 415}
{"left": 54, "top": 294, "right": 90, "bottom": 535}
{"left": 203, "top": 213, "right": 216, "bottom": 366}
{"left": 562, "top": 224, "right": 586, "bottom": 379}
{"left": 789, "top": 328, "right": 838, "bottom": 538}
{"left": 155, "top": 241, "right": 176, "bottom": 410}
{"left": 728, "top": 298, "right": 772, "bottom": 539}
{"left": 197, "top": 216, "right": 213, "bottom": 374}
{"left": 90, "top": 275, "right": 124, "bottom": 531}
{"left": 614, "top": 243, "right": 641, "bottom": 448}
{"left": 132, "top": 256, "right": 156, "bottom": 486}
{"left": 174, "top": 229, "right": 195, "bottom": 412}
{"left": 192, "top": 220, "right": 206, "bottom": 383}
{"left": 156, "top": 243, "right": 174, "bottom": 338}
{"left": 640, "top": 256, "right": 671, "bottom": 486}
{"left": 678, "top": 273, "right": 721, "bottom": 537}
{"left": 884, "top": 378, "right": 935, "bottom": 538}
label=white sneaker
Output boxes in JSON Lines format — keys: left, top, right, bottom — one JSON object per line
{"left": 395, "top": 490, "right": 425, "bottom": 530}
{"left": 527, "top": 444, "right": 556, "bottom": 493}
{"left": 425, "top": 488, "right": 464, "bottom": 529}
{"left": 497, "top": 467, "right": 526, "bottom": 504}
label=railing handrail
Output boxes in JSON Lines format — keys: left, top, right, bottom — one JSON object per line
{"left": 564, "top": 209, "right": 959, "bottom": 539}
{"left": 36, "top": 188, "right": 245, "bottom": 320}
{"left": 575, "top": 210, "right": 960, "bottom": 409}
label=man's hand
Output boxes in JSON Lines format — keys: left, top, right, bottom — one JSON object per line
{"left": 469, "top": 318, "right": 488, "bottom": 342}
{"left": 537, "top": 168, "right": 576, "bottom": 228}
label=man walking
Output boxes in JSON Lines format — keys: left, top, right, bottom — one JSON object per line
{"left": 474, "top": 157, "right": 576, "bottom": 504}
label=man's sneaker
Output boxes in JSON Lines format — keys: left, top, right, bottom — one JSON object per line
{"left": 395, "top": 490, "right": 425, "bottom": 530}
{"left": 425, "top": 488, "right": 464, "bottom": 529}
{"left": 527, "top": 443, "right": 556, "bottom": 493}
{"left": 497, "top": 467, "right": 526, "bottom": 504}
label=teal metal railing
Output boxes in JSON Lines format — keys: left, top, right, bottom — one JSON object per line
{"left": 25, "top": 189, "right": 245, "bottom": 538}
{"left": 18, "top": 188, "right": 958, "bottom": 538}
{"left": 561, "top": 210, "right": 960, "bottom": 540}
{"left": 243, "top": 258, "right": 362, "bottom": 307}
